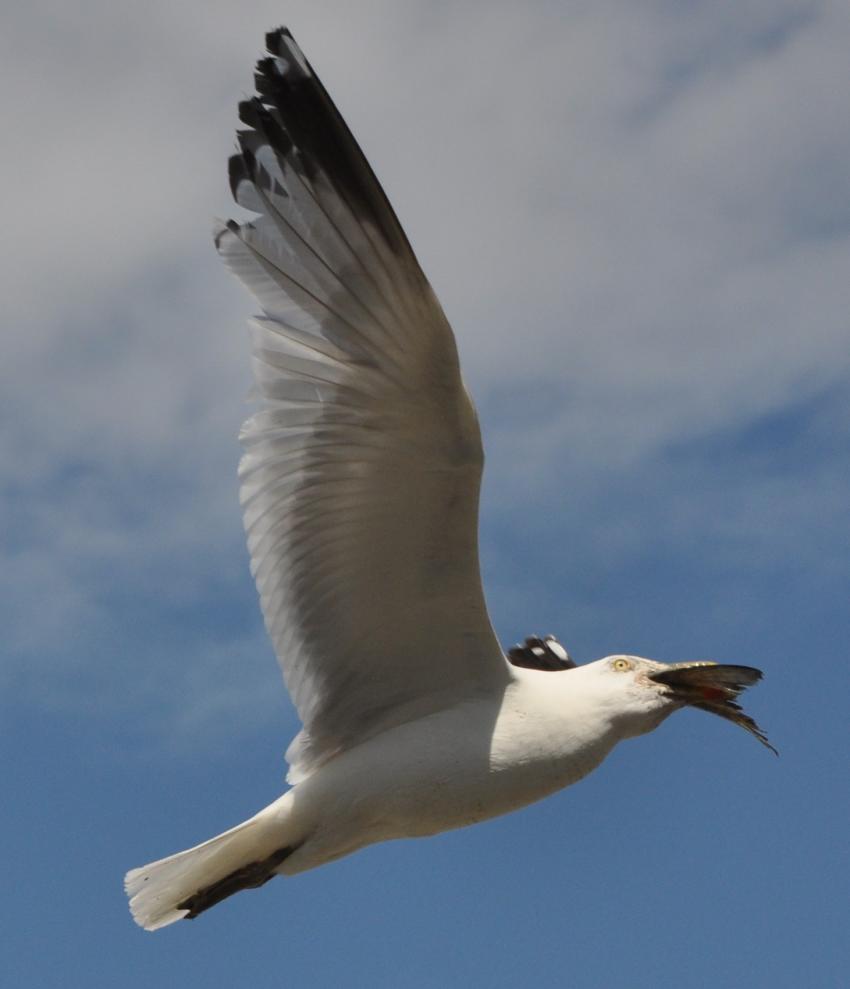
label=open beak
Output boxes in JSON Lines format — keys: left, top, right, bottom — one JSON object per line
{"left": 648, "top": 662, "right": 777, "bottom": 755}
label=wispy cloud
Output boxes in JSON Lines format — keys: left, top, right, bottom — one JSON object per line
{"left": 3, "top": 0, "right": 847, "bottom": 741}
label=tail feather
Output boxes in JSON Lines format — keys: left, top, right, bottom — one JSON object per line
{"left": 125, "top": 800, "right": 293, "bottom": 931}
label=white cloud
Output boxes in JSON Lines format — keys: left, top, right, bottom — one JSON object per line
{"left": 2, "top": 0, "right": 847, "bottom": 734}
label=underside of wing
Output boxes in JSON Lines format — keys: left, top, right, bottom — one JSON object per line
{"left": 217, "top": 29, "right": 510, "bottom": 782}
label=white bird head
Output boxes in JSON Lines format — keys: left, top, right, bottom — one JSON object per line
{"left": 583, "top": 655, "right": 776, "bottom": 753}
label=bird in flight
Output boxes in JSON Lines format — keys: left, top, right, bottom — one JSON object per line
{"left": 125, "top": 27, "right": 774, "bottom": 932}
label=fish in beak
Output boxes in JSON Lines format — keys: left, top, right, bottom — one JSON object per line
{"left": 648, "top": 662, "right": 777, "bottom": 755}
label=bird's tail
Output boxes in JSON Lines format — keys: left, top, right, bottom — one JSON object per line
{"left": 124, "top": 794, "right": 296, "bottom": 931}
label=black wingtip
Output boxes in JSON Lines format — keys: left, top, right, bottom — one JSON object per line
{"left": 237, "top": 99, "right": 293, "bottom": 157}
{"left": 262, "top": 27, "right": 309, "bottom": 78}
{"left": 265, "top": 26, "right": 294, "bottom": 54}
{"left": 237, "top": 98, "right": 260, "bottom": 128}
{"left": 213, "top": 218, "right": 240, "bottom": 250}
{"left": 228, "top": 152, "right": 250, "bottom": 200}
{"left": 226, "top": 25, "right": 421, "bottom": 269}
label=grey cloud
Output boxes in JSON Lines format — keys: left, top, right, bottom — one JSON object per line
{"left": 3, "top": 0, "right": 847, "bottom": 735}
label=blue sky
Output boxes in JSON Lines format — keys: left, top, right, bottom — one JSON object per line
{"left": 2, "top": 1, "right": 848, "bottom": 986}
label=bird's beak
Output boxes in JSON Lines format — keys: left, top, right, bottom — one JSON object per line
{"left": 648, "top": 662, "right": 777, "bottom": 754}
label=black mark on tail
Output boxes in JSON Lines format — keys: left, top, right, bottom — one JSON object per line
{"left": 178, "top": 845, "right": 293, "bottom": 920}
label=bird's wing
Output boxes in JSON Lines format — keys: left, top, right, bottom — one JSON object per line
{"left": 216, "top": 28, "right": 511, "bottom": 783}
{"left": 507, "top": 636, "right": 578, "bottom": 672}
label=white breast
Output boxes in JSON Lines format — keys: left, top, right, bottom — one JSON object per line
{"left": 278, "top": 670, "right": 619, "bottom": 874}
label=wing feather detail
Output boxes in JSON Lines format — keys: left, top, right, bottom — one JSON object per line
{"left": 218, "top": 29, "right": 509, "bottom": 782}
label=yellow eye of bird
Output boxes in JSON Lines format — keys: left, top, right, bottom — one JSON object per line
{"left": 613, "top": 658, "right": 632, "bottom": 672}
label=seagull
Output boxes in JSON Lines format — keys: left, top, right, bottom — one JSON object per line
{"left": 125, "top": 27, "right": 774, "bottom": 932}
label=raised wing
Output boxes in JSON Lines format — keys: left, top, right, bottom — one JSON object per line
{"left": 216, "top": 29, "right": 510, "bottom": 783}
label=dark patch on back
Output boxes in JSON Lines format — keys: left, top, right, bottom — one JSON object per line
{"left": 507, "top": 635, "right": 577, "bottom": 672}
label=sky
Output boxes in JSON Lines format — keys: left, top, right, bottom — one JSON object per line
{"left": 2, "top": 0, "right": 848, "bottom": 985}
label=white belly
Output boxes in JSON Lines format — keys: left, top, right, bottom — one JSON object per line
{"left": 279, "top": 677, "right": 618, "bottom": 874}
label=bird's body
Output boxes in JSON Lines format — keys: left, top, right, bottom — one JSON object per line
{"left": 277, "top": 664, "right": 630, "bottom": 868}
{"left": 125, "top": 28, "right": 773, "bottom": 932}
{"left": 127, "top": 661, "right": 653, "bottom": 928}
